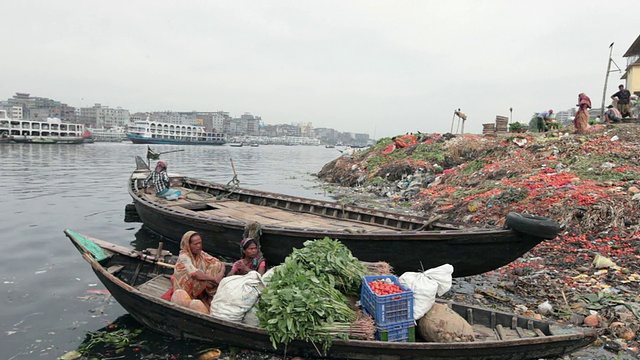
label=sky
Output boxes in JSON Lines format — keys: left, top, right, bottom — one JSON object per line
{"left": 3, "top": 1, "right": 639, "bottom": 139}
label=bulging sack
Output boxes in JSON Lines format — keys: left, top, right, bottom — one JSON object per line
{"left": 399, "top": 264, "right": 453, "bottom": 320}
{"left": 210, "top": 271, "right": 265, "bottom": 322}
{"left": 417, "top": 303, "right": 475, "bottom": 342}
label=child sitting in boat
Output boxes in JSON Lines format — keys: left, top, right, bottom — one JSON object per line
{"left": 142, "top": 160, "right": 183, "bottom": 200}
{"left": 227, "top": 237, "right": 267, "bottom": 276}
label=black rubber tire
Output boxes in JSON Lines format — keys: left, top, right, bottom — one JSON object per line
{"left": 504, "top": 212, "right": 560, "bottom": 240}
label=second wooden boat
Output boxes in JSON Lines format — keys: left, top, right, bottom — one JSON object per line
{"left": 128, "top": 156, "right": 561, "bottom": 277}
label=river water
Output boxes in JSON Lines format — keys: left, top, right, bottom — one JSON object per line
{"left": 0, "top": 142, "right": 343, "bottom": 359}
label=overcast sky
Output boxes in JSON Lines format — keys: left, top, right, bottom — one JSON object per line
{"left": 4, "top": 1, "right": 639, "bottom": 138}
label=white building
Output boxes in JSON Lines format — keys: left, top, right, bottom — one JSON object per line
{"left": 77, "top": 104, "right": 130, "bottom": 128}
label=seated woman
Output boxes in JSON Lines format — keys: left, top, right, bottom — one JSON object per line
{"left": 172, "top": 231, "right": 225, "bottom": 308}
{"left": 227, "top": 237, "right": 267, "bottom": 276}
{"left": 142, "top": 160, "right": 183, "bottom": 200}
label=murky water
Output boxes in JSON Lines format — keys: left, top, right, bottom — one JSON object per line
{"left": 0, "top": 142, "right": 341, "bottom": 359}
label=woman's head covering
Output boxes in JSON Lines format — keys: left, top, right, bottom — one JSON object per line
{"left": 240, "top": 237, "right": 256, "bottom": 256}
{"left": 180, "top": 230, "right": 199, "bottom": 258}
{"left": 241, "top": 237, "right": 256, "bottom": 249}
{"left": 155, "top": 160, "right": 167, "bottom": 172}
{"left": 578, "top": 93, "right": 592, "bottom": 108}
{"left": 548, "top": 109, "right": 553, "bottom": 114}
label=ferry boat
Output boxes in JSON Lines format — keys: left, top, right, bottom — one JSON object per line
{"left": 0, "top": 110, "right": 85, "bottom": 144}
{"left": 126, "top": 119, "right": 226, "bottom": 145}
{"left": 86, "top": 127, "right": 127, "bottom": 142}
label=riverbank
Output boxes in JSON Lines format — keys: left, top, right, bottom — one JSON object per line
{"left": 316, "top": 124, "right": 640, "bottom": 358}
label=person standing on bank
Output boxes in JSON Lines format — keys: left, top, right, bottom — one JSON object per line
{"left": 574, "top": 93, "right": 592, "bottom": 134}
{"left": 142, "top": 160, "right": 183, "bottom": 200}
{"left": 611, "top": 85, "right": 631, "bottom": 118}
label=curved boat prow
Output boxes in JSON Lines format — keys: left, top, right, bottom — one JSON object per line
{"left": 135, "top": 156, "right": 150, "bottom": 171}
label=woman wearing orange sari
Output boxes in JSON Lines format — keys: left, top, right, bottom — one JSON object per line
{"left": 173, "top": 231, "right": 225, "bottom": 306}
{"left": 574, "top": 93, "right": 591, "bottom": 134}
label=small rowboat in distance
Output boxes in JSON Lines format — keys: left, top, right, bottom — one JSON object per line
{"left": 65, "top": 230, "right": 600, "bottom": 360}
{"left": 128, "top": 156, "right": 561, "bottom": 277}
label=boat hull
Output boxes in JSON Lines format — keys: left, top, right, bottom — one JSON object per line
{"left": 128, "top": 164, "right": 555, "bottom": 277}
{"left": 66, "top": 230, "right": 599, "bottom": 360}
{"left": 127, "top": 134, "right": 225, "bottom": 145}
{"left": 11, "top": 136, "right": 85, "bottom": 144}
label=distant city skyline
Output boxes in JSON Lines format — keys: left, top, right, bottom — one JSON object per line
{"left": 3, "top": 2, "right": 638, "bottom": 139}
{"left": 1, "top": 92, "right": 371, "bottom": 145}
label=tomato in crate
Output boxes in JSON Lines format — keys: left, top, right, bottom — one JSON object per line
{"left": 360, "top": 275, "right": 414, "bottom": 326}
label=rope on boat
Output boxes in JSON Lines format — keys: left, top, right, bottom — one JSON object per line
{"left": 216, "top": 158, "right": 241, "bottom": 200}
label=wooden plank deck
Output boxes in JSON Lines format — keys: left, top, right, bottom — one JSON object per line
{"left": 143, "top": 187, "right": 389, "bottom": 232}
{"left": 137, "top": 274, "right": 172, "bottom": 298}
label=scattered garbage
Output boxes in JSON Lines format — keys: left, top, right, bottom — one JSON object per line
{"left": 316, "top": 124, "right": 640, "bottom": 356}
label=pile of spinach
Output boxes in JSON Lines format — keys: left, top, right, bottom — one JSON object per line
{"left": 257, "top": 237, "right": 370, "bottom": 354}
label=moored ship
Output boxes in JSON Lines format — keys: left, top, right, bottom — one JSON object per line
{"left": 0, "top": 110, "right": 85, "bottom": 144}
{"left": 126, "top": 119, "right": 226, "bottom": 145}
{"left": 86, "top": 127, "right": 127, "bottom": 142}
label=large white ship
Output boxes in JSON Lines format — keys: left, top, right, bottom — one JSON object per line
{"left": 0, "top": 110, "right": 85, "bottom": 144}
{"left": 126, "top": 119, "right": 226, "bottom": 145}
{"left": 86, "top": 127, "right": 127, "bottom": 142}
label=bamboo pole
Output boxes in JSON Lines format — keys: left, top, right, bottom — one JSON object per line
{"left": 600, "top": 43, "right": 614, "bottom": 120}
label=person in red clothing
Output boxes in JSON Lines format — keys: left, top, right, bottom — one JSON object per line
{"left": 227, "top": 238, "right": 267, "bottom": 276}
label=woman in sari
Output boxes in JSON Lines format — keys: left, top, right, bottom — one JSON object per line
{"left": 574, "top": 93, "right": 591, "bottom": 134}
{"left": 172, "top": 231, "right": 225, "bottom": 306}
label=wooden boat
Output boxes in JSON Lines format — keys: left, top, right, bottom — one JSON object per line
{"left": 228, "top": 142, "right": 244, "bottom": 147}
{"left": 128, "top": 156, "right": 561, "bottom": 277}
{"left": 65, "top": 229, "right": 600, "bottom": 360}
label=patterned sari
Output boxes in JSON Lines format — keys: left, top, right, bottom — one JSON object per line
{"left": 574, "top": 93, "right": 591, "bottom": 134}
{"left": 173, "top": 231, "right": 224, "bottom": 299}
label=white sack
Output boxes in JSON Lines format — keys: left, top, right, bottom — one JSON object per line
{"left": 210, "top": 271, "right": 265, "bottom": 322}
{"left": 242, "top": 303, "right": 260, "bottom": 327}
{"left": 261, "top": 266, "right": 278, "bottom": 285}
{"left": 399, "top": 264, "right": 454, "bottom": 320}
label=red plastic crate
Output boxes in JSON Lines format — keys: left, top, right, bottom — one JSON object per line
{"left": 361, "top": 275, "right": 413, "bottom": 325}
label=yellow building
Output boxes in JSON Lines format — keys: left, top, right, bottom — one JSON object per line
{"left": 622, "top": 35, "right": 640, "bottom": 96}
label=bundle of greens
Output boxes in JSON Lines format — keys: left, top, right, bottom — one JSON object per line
{"left": 256, "top": 237, "right": 374, "bottom": 354}
{"left": 286, "top": 236, "right": 367, "bottom": 296}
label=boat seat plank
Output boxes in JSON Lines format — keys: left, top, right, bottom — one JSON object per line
{"left": 495, "top": 324, "right": 505, "bottom": 340}
{"left": 137, "top": 274, "right": 172, "bottom": 298}
{"left": 534, "top": 328, "right": 546, "bottom": 337}
{"left": 107, "top": 265, "right": 124, "bottom": 274}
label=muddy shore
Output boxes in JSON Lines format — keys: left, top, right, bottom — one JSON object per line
{"left": 315, "top": 124, "right": 640, "bottom": 359}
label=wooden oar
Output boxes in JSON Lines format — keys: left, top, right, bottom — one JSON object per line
{"left": 84, "top": 234, "right": 176, "bottom": 268}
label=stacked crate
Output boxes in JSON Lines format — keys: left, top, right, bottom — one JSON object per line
{"left": 482, "top": 123, "right": 495, "bottom": 134}
{"left": 360, "top": 275, "right": 415, "bottom": 342}
{"left": 495, "top": 115, "right": 509, "bottom": 133}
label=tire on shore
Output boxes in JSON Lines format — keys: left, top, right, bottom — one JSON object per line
{"left": 504, "top": 212, "right": 560, "bottom": 240}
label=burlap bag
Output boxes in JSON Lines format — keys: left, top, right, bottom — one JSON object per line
{"left": 417, "top": 303, "right": 475, "bottom": 342}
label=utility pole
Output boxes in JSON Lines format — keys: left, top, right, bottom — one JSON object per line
{"left": 600, "top": 42, "right": 615, "bottom": 120}
{"left": 509, "top": 107, "right": 513, "bottom": 127}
